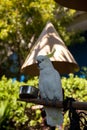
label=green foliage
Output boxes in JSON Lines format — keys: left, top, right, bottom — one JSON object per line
{"left": 62, "top": 73, "right": 87, "bottom": 128}
{"left": 0, "top": 0, "right": 85, "bottom": 76}
{"left": 80, "top": 66, "right": 87, "bottom": 79}
{"left": 0, "top": 74, "right": 87, "bottom": 129}
{"left": 0, "top": 76, "right": 28, "bottom": 129}
{"left": 62, "top": 73, "right": 87, "bottom": 101}
{"left": 27, "top": 76, "right": 39, "bottom": 88}
{"left": 67, "top": 31, "right": 85, "bottom": 46}
{"left": 0, "top": 0, "right": 56, "bottom": 63}
{"left": 0, "top": 75, "right": 42, "bottom": 130}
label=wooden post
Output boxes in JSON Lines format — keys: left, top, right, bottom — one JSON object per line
{"left": 18, "top": 98, "right": 87, "bottom": 110}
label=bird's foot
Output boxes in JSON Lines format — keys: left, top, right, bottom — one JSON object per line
{"left": 50, "top": 126, "right": 55, "bottom": 130}
{"left": 51, "top": 97, "right": 58, "bottom": 106}
{"left": 43, "top": 98, "right": 49, "bottom": 106}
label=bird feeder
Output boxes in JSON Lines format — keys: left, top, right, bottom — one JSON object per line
{"left": 21, "top": 22, "right": 79, "bottom": 76}
{"left": 55, "top": 0, "right": 87, "bottom": 12}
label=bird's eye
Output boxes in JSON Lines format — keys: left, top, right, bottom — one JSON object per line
{"left": 41, "top": 59, "right": 44, "bottom": 61}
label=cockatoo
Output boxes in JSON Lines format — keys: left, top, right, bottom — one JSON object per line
{"left": 36, "top": 55, "right": 63, "bottom": 129}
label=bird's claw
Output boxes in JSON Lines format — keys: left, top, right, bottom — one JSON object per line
{"left": 51, "top": 97, "right": 58, "bottom": 106}
{"left": 43, "top": 98, "right": 49, "bottom": 106}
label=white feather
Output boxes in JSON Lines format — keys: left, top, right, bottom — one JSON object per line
{"left": 36, "top": 55, "right": 63, "bottom": 126}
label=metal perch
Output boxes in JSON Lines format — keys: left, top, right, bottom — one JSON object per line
{"left": 18, "top": 98, "right": 87, "bottom": 110}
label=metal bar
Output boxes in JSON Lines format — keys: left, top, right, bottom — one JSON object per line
{"left": 18, "top": 98, "right": 87, "bottom": 110}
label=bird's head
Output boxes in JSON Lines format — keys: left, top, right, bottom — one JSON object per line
{"left": 36, "top": 55, "right": 53, "bottom": 70}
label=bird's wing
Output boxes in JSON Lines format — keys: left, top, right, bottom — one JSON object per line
{"left": 39, "top": 68, "right": 63, "bottom": 101}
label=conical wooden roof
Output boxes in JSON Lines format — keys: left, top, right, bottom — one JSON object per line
{"left": 21, "top": 22, "right": 79, "bottom": 76}
{"left": 55, "top": 0, "right": 87, "bottom": 11}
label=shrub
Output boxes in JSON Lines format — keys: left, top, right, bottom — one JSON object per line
{"left": 62, "top": 73, "right": 87, "bottom": 129}
{"left": 0, "top": 74, "right": 87, "bottom": 129}
{"left": 0, "top": 76, "right": 28, "bottom": 129}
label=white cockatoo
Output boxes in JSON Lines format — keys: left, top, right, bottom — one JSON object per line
{"left": 36, "top": 55, "right": 63, "bottom": 128}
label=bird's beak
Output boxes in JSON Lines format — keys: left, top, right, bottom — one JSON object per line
{"left": 37, "top": 60, "right": 41, "bottom": 64}
{"left": 36, "top": 60, "right": 39, "bottom": 67}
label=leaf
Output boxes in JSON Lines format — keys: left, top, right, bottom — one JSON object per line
{"left": 0, "top": 100, "right": 9, "bottom": 123}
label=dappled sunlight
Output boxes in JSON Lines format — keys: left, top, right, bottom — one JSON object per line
{"left": 21, "top": 22, "right": 79, "bottom": 76}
